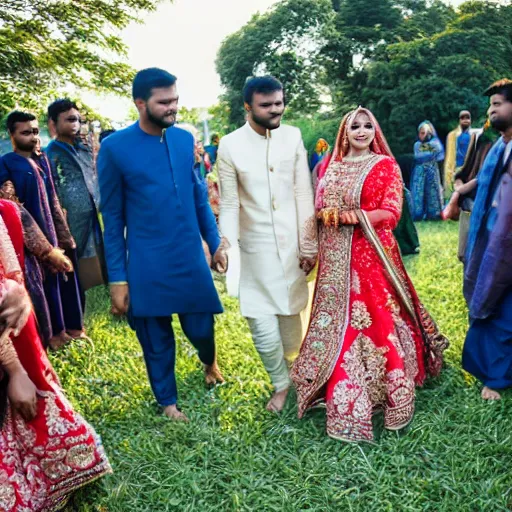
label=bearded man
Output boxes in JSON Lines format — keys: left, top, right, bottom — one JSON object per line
{"left": 97, "top": 68, "right": 228, "bottom": 421}
{"left": 462, "top": 79, "right": 512, "bottom": 401}
{"left": 0, "top": 111, "right": 81, "bottom": 349}
{"left": 218, "top": 76, "right": 318, "bottom": 412}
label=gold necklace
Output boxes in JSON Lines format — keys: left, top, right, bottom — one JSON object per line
{"left": 343, "top": 152, "right": 373, "bottom": 163}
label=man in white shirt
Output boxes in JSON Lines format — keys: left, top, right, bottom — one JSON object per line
{"left": 218, "top": 76, "right": 317, "bottom": 412}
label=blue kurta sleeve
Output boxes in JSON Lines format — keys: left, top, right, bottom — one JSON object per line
{"left": 97, "top": 142, "right": 127, "bottom": 283}
{"left": 470, "top": 170, "right": 512, "bottom": 319}
{"left": 0, "top": 157, "right": 11, "bottom": 184}
{"left": 193, "top": 168, "right": 221, "bottom": 256}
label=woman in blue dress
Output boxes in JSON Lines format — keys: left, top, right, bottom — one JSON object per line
{"left": 410, "top": 121, "right": 445, "bottom": 220}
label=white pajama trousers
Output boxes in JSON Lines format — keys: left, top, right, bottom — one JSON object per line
{"left": 246, "top": 314, "right": 303, "bottom": 392}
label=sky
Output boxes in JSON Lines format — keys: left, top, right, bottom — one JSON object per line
{"left": 84, "top": 0, "right": 467, "bottom": 122}
{"left": 83, "top": 0, "right": 280, "bottom": 122}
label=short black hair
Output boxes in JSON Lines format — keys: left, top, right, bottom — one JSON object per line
{"left": 99, "top": 129, "right": 116, "bottom": 144}
{"left": 6, "top": 110, "right": 36, "bottom": 133}
{"left": 47, "top": 98, "right": 79, "bottom": 123}
{"left": 132, "top": 68, "right": 177, "bottom": 101}
{"left": 484, "top": 78, "right": 512, "bottom": 102}
{"left": 243, "top": 75, "right": 284, "bottom": 105}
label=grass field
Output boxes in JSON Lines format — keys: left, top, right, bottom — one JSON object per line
{"left": 52, "top": 221, "right": 512, "bottom": 512}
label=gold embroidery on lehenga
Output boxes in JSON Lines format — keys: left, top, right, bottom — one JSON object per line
{"left": 65, "top": 443, "right": 97, "bottom": 469}
{"left": 351, "top": 270, "right": 361, "bottom": 294}
{"left": 384, "top": 369, "right": 415, "bottom": 429}
{"left": 1, "top": 387, "right": 111, "bottom": 510}
{"left": 41, "top": 450, "right": 74, "bottom": 480}
{"left": 0, "top": 470, "right": 17, "bottom": 510}
{"left": 386, "top": 294, "right": 419, "bottom": 380}
{"left": 291, "top": 155, "right": 385, "bottom": 417}
{"left": 327, "top": 333, "right": 388, "bottom": 441}
{"left": 328, "top": 379, "right": 373, "bottom": 441}
{"left": 342, "top": 333, "right": 388, "bottom": 405}
{"left": 44, "top": 392, "right": 76, "bottom": 436}
{"left": 350, "top": 300, "right": 372, "bottom": 330}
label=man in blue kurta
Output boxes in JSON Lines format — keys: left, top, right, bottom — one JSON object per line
{"left": 462, "top": 79, "right": 512, "bottom": 401}
{"left": 97, "top": 68, "right": 228, "bottom": 421}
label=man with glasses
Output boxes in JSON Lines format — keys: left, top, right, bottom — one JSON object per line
{"left": 46, "top": 99, "right": 105, "bottom": 319}
{"left": 444, "top": 110, "right": 480, "bottom": 196}
{"left": 0, "top": 111, "right": 83, "bottom": 350}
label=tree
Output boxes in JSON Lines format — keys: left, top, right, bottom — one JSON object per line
{"left": 217, "top": 0, "right": 512, "bottom": 154}
{"left": 216, "top": 0, "right": 333, "bottom": 127}
{"left": 178, "top": 107, "right": 203, "bottom": 127}
{"left": 0, "top": 0, "right": 170, "bottom": 117}
{"left": 207, "top": 101, "right": 232, "bottom": 137}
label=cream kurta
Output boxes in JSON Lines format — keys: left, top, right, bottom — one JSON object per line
{"left": 218, "top": 122, "right": 317, "bottom": 318}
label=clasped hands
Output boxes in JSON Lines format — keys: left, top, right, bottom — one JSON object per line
{"left": 211, "top": 244, "right": 229, "bottom": 274}
{"left": 45, "top": 248, "right": 73, "bottom": 274}
{"left": 203, "top": 239, "right": 229, "bottom": 274}
{"left": 299, "top": 257, "right": 316, "bottom": 275}
{"left": 317, "top": 207, "right": 359, "bottom": 227}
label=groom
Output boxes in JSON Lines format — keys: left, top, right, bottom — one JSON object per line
{"left": 97, "top": 68, "right": 228, "bottom": 421}
{"left": 218, "top": 76, "right": 317, "bottom": 412}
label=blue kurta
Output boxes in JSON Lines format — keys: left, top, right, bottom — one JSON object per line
{"left": 97, "top": 122, "right": 222, "bottom": 317}
{"left": 0, "top": 152, "right": 83, "bottom": 340}
{"left": 456, "top": 131, "right": 471, "bottom": 167}
{"left": 462, "top": 137, "right": 512, "bottom": 388}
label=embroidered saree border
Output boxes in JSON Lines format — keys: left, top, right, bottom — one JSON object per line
{"left": 356, "top": 209, "right": 416, "bottom": 320}
{"left": 292, "top": 154, "right": 385, "bottom": 417}
{"left": 356, "top": 208, "right": 448, "bottom": 367}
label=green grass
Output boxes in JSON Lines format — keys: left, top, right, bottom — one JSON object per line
{"left": 51, "top": 221, "right": 512, "bottom": 512}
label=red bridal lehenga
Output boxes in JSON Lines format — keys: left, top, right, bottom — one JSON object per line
{"left": 291, "top": 108, "right": 448, "bottom": 442}
{"left": 0, "top": 200, "right": 111, "bottom": 511}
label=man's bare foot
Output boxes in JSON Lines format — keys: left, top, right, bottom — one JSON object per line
{"left": 67, "top": 329, "right": 85, "bottom": 338}
{"left": 163, "top": 405, "right": 189, "bottom": 422}
{"left": 266, "top": 388, "right": 289, "bottom": 413}
{"left": 482, "top": 386, "right": 501, "bottom": 400}
{"left": 441, "top": 198, "right": 460, "bottom": 221}
{"left": 204, "top": 362, "right": 225, "bottom": 386}
{"left": 48, "top": 332, "right": 72, "bottom": 351}
{"left": 67, "top": 329, "right": 93, "bottom": 343}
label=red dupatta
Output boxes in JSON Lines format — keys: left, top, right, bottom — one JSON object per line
{"left": 293, "top": 108, "right": 447, "bottom": 417}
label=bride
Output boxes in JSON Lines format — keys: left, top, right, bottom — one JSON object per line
{"left": 291, "top": 108, "right": 448, "bottom": 442}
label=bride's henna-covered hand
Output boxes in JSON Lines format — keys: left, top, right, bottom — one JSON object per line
{"left": 339, "top": 211, "right": 359, "bottom": 225}
{"left": 364, "top": 209, "right": 395, "bottom": 227}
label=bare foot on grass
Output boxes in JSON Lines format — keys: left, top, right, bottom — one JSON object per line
{"left": 266, "top": 388, "right": 289, "bottom": 413}
{"left": 48, "top": 332, "right": 72, "bottom": 351}
{"left": 204, "top": 362, "right": 225, "bottom": 386}
{"left": 481, "top": 386, "right": 501, "bottom": 400}
{"left": 163, "top": 405, "right": 189, "bottom": 422}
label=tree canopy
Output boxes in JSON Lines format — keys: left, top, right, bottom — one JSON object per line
{"left": 216, "top": 0, "right": 333, "bottom": 126}
{"left": 216, "top": 0, "right": 512, "bottom": 154}
{"left": 0, "top": 0, "right": 169, "bottom": 117}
